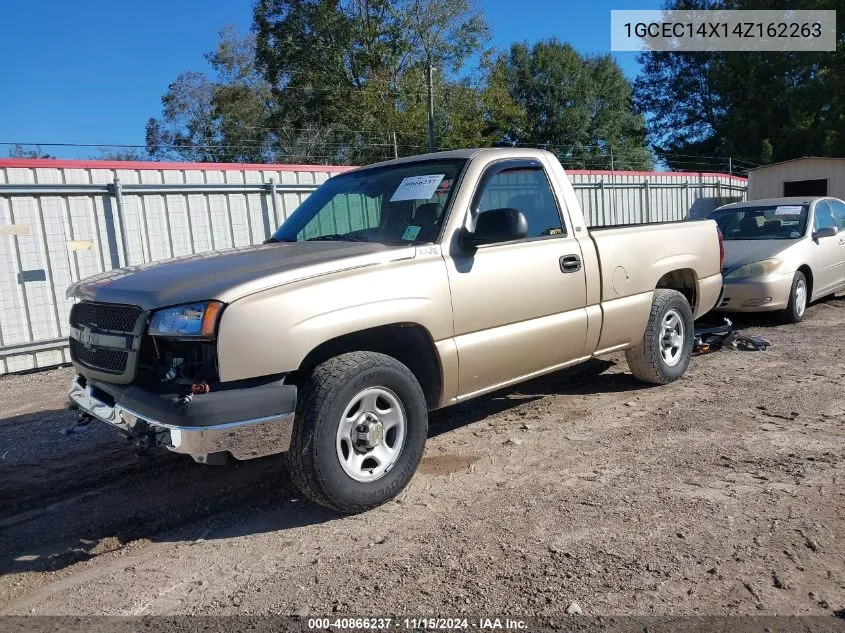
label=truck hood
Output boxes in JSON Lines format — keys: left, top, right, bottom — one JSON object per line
{"left": 722, "top": 239, "right": 799, "bottom": 273}
{"left": 66, "top": 242, "right": 415, "bottom": 309}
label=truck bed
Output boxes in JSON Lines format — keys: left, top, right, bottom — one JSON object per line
{"left": 588, "top": 219, "right": 722, "bottom": 319}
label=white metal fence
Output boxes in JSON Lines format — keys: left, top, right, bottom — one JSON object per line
{"left": 569, "top": 171, "right": 747, "bottom": 225}
{"left": 0, "top": 158, "right": 746, "bottom": 374}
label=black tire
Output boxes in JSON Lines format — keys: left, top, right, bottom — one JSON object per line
{"left": 780, "top": 271, "right": 808, "bottom": 324}
{"left": 625, "top": 289, "right": 694, "bottom": 385}
{"left": 287, "top": 351, "right": 428, "bottom": 514}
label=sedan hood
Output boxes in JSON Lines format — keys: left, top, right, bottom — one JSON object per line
{"left": 722, "top": 239, "right": 798, "bottom": 273}
{"left": 67, "top": 242, "right": 415, "bottom": 309}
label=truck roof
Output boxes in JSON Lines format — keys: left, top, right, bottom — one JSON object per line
{"left": 357, "top": 147, "right": 554, "bottom": 172}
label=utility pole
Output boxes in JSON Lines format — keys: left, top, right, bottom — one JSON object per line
{"left": 393, "top": 131, "right": 398, "bottom": 159}
{"left": 728, "top": 157, "right": 732, "bottom": 177}
{"left": 427, "top": 62, "right": 436, "bottom": 152}
{"left": 609, "top": 144, "right": 617, "bottom": 223}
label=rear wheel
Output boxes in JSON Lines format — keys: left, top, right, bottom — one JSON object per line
{"left": 287, "top": 351, "right": 428, "bottom": 513}
{"left": 626, "top": 289, "right": 694, "bottom": 385}
{"left": 781, "top": 272, "right": 807, "bottom": 324}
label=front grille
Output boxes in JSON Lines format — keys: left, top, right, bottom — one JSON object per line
{"left": 70, "top": 301, "right": 142, "bottom": 333}
{"left": 69, "top": 338, "right": 128, "bottom": 374}
{"left": 69, "top": 301, "right": 142, "bottom": 376}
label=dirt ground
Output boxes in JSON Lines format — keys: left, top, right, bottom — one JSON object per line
{"left": 0, "top": 298, "right": 843, "bottom": 619}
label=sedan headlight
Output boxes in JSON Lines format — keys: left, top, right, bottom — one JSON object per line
{"left": 725, "top": 259, "right": 783, "bottom": 279}
{"left": 148, "top": 301, "right": 224, "bottom": 338}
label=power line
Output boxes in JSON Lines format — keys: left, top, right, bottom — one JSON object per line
{"left": 0, "top": 140, "right": 427, "bottom": 151}
{"left": 653, "top": 150, "right": 760, "bottom": 168}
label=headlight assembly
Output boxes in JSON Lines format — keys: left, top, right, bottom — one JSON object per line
{"left": 148, "top": 301, "right": 224, "bottom": 338}
{"left": 725, "top": 258, "right": 783, "bottom": 279}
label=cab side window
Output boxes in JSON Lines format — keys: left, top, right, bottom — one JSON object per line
{"left": 827, "top": 199, "right": 845, "bottom": 231}
{"left": 814, "top": 201, "right": 837, "bottom": 232}
{"left": 476, "top": 167, "right": 565, "bottom": 239}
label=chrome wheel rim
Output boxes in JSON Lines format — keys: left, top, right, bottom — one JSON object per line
{"left": 660, "top": 309, "right": 685, "bottom": 367}
{"left": 795, "top": 279, "right": 807, "bottom": 316}
{"left": 336, "top": 387, "right": 406, "bottom": 483}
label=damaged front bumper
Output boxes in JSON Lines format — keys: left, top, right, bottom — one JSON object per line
{"left": 714, "top": 273, "right": 794, "bottom": 312}
{"left": 67, "top": 374, "right": 297, "bottom": 463}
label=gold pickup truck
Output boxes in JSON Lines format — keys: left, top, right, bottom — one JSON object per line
{"left": 66, "top": 148, "right": 723, "bottom": 512}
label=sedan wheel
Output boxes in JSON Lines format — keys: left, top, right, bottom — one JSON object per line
{"left": 794, "top": 278, "right": 807, "bottom": 317}
{"left": 782, "top": 271, "right": 808, "bottom": 324}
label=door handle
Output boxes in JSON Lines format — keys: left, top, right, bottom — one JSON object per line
{"left": 559, "top": 254, "right": 582, "bottom": 273}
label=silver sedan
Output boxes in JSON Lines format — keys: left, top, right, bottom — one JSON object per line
{"left": 709, "top": 196, "right": 845, "bottom": 323}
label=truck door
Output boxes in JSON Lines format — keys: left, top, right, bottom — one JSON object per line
{"left": 444, "top": 159, "right": 589, "bottom": 398}
{"left": 811, "top": 200, "right": 842, "bottom": 297}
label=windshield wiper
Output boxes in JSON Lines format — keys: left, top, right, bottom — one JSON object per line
{"left": 306, "top": 234, "right": 369, "bottom": 242}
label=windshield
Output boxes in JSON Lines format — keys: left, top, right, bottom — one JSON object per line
{"left": 270, "top": 159, "right": 466, "bottom": 245}
{"left": 708, "top": 204, "right": 809, "bottom": 240}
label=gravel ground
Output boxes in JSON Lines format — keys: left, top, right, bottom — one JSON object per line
{"left": 0, "top": 298, "right": 843, "bottom": 618}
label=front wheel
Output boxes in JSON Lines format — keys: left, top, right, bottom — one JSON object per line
{"left": 780, "top": 271, "right": 807, "bottom": 324}
{"left": 287, "top": 351, "right": 428, "bottom": 513}
{"left": 625, "top": 289, "right": 694, "bottom": 385}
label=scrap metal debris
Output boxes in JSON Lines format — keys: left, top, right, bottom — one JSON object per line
{"left": 694, "top": 318, "right": 771, "bottom": 354}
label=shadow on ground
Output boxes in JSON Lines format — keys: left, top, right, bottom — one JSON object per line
{"left": 0, "top": 352, "right": 630, "bottom": 577}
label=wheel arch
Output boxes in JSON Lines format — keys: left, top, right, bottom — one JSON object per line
{"left": 797, "top": 264, "right": 813, "bottom": 298}
{"left": 655, "top": 268, "right": 698, "bottom": 310}
{"left": 292, "top": 323, "right": 443, "bottom": 410}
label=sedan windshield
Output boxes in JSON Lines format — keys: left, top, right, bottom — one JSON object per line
{"left": 709, "top": 204, "right": 809, "bottom": 240}
{"left": 270, "top": 159, "right": 466, "bottom": 245}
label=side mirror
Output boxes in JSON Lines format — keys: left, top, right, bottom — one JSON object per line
{"left": 812, "top": 226, "right": 838, "bottom": 240}
{"left": 461, "top": 208, "right": 528, "bottom": 249}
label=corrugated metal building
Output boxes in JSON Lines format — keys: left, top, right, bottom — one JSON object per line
{"left": 0, "top": 158, "right": 745, "bottom": 374}
{"left": 748, "top": 157, "right": 845, "bottom": 200}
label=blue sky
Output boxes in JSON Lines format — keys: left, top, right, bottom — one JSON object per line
{"left": 0, "top": 1, "right": 659, "bottom": 159}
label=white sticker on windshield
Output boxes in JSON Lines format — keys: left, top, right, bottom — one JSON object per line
{"left": 775, "top": 205, "right": 803, "bottom": 215}
{"left": 390, "top": 174, "right": 445, "bottom": 202}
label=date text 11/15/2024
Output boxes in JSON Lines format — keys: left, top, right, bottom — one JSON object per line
{"left": 307, "top": 617, "right": 528, "bottom": 630}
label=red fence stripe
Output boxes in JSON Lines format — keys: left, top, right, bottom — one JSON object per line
{"left": 0, "top": 158, "right": 354, "bottom": 173}
{"left": 566, "top": 169, "right": 746, "bottom": 182}
{"left": 0, "top": 158, "right": 746, "bottom": 182}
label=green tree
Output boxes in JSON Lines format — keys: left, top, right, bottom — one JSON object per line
{"left": 500, "top": 39, "right": 652, "bottom": 169}
{"left": 7, "top": 144, "right": 54, "bottom": 159}
{"left": 253, "top": 0, "right": 402, "bottom": 162}
{"left": 394, "top": 0, "right": 488, "bottom": 73}
{"left": 152, "top": 3, "right": 658, "bottom": 169}
{"left": 253, "top": 0, "right": 494, "bottom": 161}
{"left": 146, "top": 26, "right": 274, "bottom": 163}
{"left": 635, "top": 0, "right": 845, "bottom": 169}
